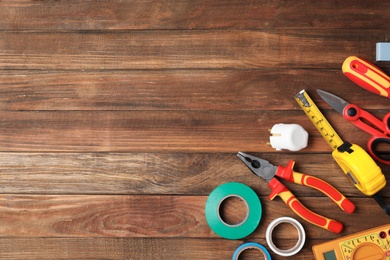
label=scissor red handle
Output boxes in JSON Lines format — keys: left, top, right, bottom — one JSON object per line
{"left": 276, "top": 161, "right": 355, "bottom": 213}
{"left": 343, "top": 103, "right": 387, "bottom": 136}
{"left": 368, "top": 137, "right": 390, "bottom": 165}
{"left": 343, "top": 104, "right": 390, "bottom": 165}
{"left": 268, "top": 178, "right": 343, "bottom": 233}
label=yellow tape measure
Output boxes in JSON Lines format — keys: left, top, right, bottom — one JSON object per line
{"left": 294, "top": 90, "right": 385, "bottom": 196}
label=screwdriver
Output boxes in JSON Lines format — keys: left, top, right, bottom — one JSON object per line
{"left": 342, "top": 56, "right": 390, "bottom": 98}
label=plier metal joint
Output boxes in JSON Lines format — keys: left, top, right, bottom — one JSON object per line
{"left": 237, "top": 152, "right": 355, "bottom": 233}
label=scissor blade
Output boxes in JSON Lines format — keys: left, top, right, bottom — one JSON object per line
{"left": 317, "top": 89, "right": 349, "bottom": 115}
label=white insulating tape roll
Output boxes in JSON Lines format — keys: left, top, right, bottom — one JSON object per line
{"left": 232, "top": 242, "right": 272, "bottom": 260}
{"left": 265, "top": 217, "right": 305, "bottom": 257}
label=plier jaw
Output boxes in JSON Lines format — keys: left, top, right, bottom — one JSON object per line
{"left": 237, "top": 152, "right": 277, "bottom": 183}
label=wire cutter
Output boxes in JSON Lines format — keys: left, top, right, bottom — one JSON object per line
{"left": 237, "top": 152, "right": 355, "bottom": 233}
{"left": 318, "top": 89, "right": 390, "bottom": 165}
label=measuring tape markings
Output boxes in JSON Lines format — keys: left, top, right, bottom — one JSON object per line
{"left": 294, "top": 90, "right": 344, "bottom": 150}
{"left": 295, "top": 89, "right": 385, "bottom": 196}
{"left": 232, "top": 242, "right": 272, "bottom": 260}
{"left": 205, "top": 182, "right": 262, "bottom": 240}
{"left": 266, "top": 217, "right": 306, "bottom": 257}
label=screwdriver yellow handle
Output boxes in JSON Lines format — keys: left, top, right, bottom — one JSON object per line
{"left": 342, "top": 56, "right": 390, "bottom": 97}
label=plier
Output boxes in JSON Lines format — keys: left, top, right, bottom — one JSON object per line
{"left": 237, "top": 152, "right": 355, "bottom": 233}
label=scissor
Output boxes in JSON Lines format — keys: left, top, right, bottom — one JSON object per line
{"left": 237, "top": 152, "right": 355, "bottom": 233}
{"left": 318, "top": 89, "right": 390, "bottom": 165}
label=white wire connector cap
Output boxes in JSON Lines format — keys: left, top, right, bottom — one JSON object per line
{"left": 269, "top": 123, "right": 308, "bottom": 151}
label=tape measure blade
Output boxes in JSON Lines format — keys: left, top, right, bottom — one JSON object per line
{"left": 294, "top": 90, "right": 344, "bottom": 150}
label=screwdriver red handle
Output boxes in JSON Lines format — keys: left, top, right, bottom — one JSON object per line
{"left": 276, "top": 161, "right": 355, "bottom": 214}
{"left": 268, "top": 178, "right": 343, "bottom": 233}
{"left": 342, "top": 56, "right": 390, "bottom": 98}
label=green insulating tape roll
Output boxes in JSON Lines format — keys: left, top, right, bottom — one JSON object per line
{"left": 205, "top": 182, "right": 262, "bottom": 240}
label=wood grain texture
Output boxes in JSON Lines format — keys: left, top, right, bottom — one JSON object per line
{"left": 0, "top": 30, "right": 386, "bottom": 70}
{"left": 0, "top": 195, "right": 387, "bottom": 238}
{"left": 1, "top": 0, "right": 389, "bottom": 30}
{"left": 0, "top": 110, "right": 385, "bottom": 152}
{"left": 1, "top": 1, "right": 390, "bottom": 259}
{"left": 0, "top": 237, "right": 333, "bottom": 260}
{"left": 1, "top": 69, "right": 390, "bottom": 111}
{"left": 2, "top": 152, "right": 387, "bottom": 196}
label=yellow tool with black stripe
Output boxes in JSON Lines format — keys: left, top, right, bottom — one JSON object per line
{"left": 294, "top": 90, "right": 385, "bottom": 196}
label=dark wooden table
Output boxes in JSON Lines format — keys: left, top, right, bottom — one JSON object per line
{"left": 0, "top": 1, "right": 389, "bottom": 259}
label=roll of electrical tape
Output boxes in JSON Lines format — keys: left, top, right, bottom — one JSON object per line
{"left": 205, "top": 182, "right": 262, "bottom": 240}
{"left": 265, "top": 217, "right": 305, "bottom": 257}
{"left": 232, "top": 242, "right": 272, "bottom": 260}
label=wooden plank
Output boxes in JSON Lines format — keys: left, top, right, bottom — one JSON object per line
{"left": 0, "top": 0, "right": 389, "bottom": 30}
{"left": 0, "top": 195, "right": 386, "bottom": 238}
{"left": 2, "top": 152, "right": 384, "bottom": 196}
{"left": 1, "top": 2, "right": 389, "bottom": 259}
{"left": 1, "top": 238, "right": 236, "bottom": 260}
{"left": 1, "top": 69, "right": 390, "bottom": 111}
{"left": 0, "top": 110, "right": 381, "bottom": 152}
{"left": 0, "top": 30, "right": 385, "bottom": 70}
{"left": 0, "top": 237, "right": 340, "bottom": 260}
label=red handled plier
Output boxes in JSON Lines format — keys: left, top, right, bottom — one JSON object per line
{"left": 237, "top": 152, "right": 355, "bottom": 233}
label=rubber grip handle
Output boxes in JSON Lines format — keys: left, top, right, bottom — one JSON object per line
{"left": 268, "top": 178, "right": 343, "bottom": 233}
{"left": 342, "top": 56, "right": 390, "bottom": 98}
{"left": 343, "top": 103, "right": 386, "bottom": 137}
{"left": 278, "top": 189, "right": 343, "bottom": 233}
{"left": 292, "top": 172, "right": 355, "bottom": 214}
{"left": 276, "top": 161, "right": 355, "bottom": 213}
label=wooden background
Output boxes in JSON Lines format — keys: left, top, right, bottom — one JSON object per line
{"left": 0, "top": 1, "right": 390, "bottom": 259}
